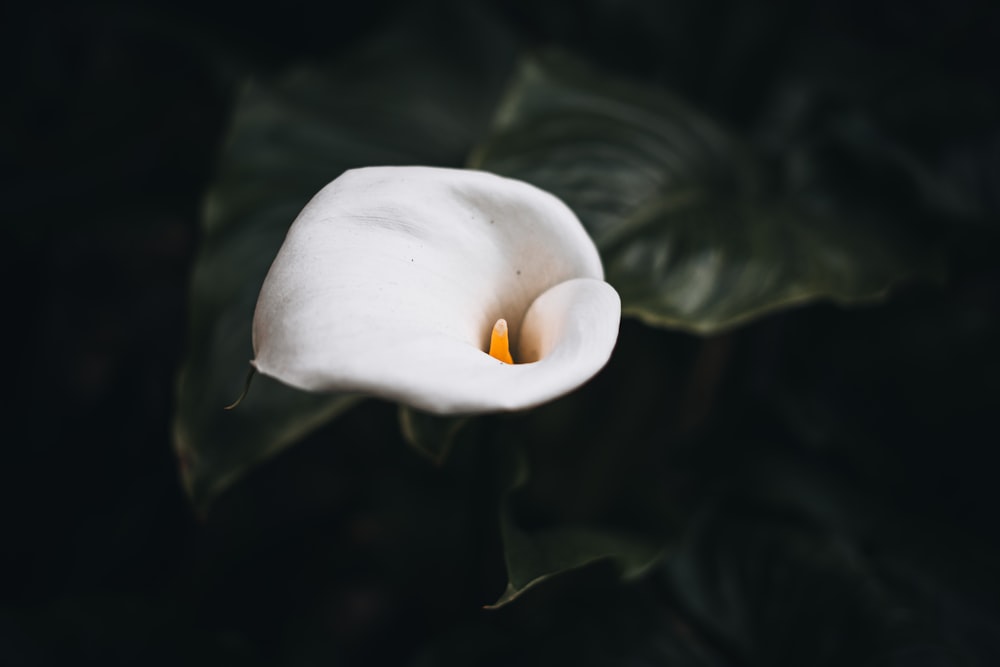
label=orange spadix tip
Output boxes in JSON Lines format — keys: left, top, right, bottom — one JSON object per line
{"left": 488, "top": 318, "right": 514, "bottom": 364}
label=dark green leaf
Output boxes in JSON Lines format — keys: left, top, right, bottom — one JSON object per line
{"left": 491, "top": 519, "right": 665, "bottom": 608}
{"left": 173, "top": 14, "right": 516, "bottom": 511}
{"left": 489, "top": 449, "right": 665, "bottom": 608}
{"left": 604, "top": 195, "right": 946, "bottom": 333}
{"left": 414, "top": 568, "right": 723, "bottom": 667}
{"left": 398, "top": 406, "right": 470, "bottom": 465}
{"left": 662, "top": 508, "right": 901, "bottom": 666}
{"left": 656, "top": 441, "right": 1000, "bottom": 666}
{"left": 472, "top": 52, "right": 946, "bottom": 333}
{"left": 470, "top": 52, "right": 758, "bottom": 247}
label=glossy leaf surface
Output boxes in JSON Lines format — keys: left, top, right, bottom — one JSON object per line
{"left": 472, "top": 53, "right": 945, "bottom": 333}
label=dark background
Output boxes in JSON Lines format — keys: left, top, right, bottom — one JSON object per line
{"left": 4, "top": 0, "right": 999, "bottom": 664}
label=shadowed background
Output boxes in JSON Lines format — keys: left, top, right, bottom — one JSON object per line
{"left": 4, "top": 0, "right": 999, "bottom": 664}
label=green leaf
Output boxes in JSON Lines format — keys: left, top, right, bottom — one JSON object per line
{"left": 414, "top": 565, "right": 724, "bottom": 667}
{"left": 470, "top": 52, "right": 758, "bottom": 248}
{"left": 657, "top": 455, "right": 994, "bottom": 667}
{"left": 603, "top": 195, "right": 945, "bottom": 333}
{"left": 173, "top": 12, "right": 516, "bottom": 511}
{"left": 174, "top": 370, "right": 358, "bottom": 513}
{"left": 472, "top": 52, "right": 946, "bottom": 334}
{"left": 489, "top": 450, "right": 665, "bottom": 608}
{"left": 398, "top": 406, "right": 470, "bottom": 465}
{"left": 491, "top": 521, "right": 666, "bottom": 609}
{"left": 663, "top": 510, "right": 898, "bottom": 665}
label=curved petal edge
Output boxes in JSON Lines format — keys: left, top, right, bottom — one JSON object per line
{"left": 251, "top": 166, "right": 621, "bottom": 414}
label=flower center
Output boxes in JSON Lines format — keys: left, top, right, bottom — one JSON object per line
{"left": 488, "top": 318, "right": 513, "bottom": 364}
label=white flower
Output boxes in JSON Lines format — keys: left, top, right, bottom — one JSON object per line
{"left": 251, "top": 166, "right": 621, "bottom": 414}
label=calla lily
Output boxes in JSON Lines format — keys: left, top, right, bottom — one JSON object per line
{"left": 251, "top": 166, "right": 621, "bottom": 414}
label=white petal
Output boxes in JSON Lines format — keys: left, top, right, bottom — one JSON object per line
{"left": 252, "top": 166, "right": 620, "bottom": 414}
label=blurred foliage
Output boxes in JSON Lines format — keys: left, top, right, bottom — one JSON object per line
{"left": 173, "top": 3, "right": 517, "bottom": 509}
{"left": 171, "top": 0, "right": 1000, "bottom": 659}
{"left": 7, "top": 0, "right": 1000, "bottom": 665}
